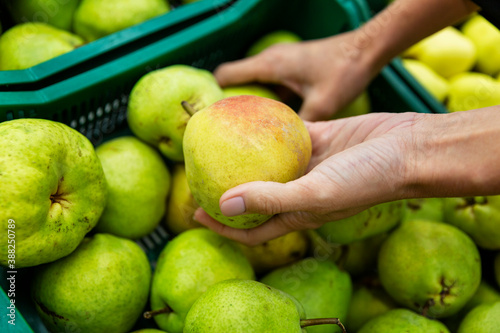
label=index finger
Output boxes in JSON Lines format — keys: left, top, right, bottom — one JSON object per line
{"left": 214, "top": 53, "right": 280, "bottom": 87}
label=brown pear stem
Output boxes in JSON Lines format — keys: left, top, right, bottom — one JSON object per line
{"left": 300, "top": 318, "right": 346, "bottom": 333}
{"left": 143, "top": 306, "right": 172, "bottom": 319}
{"left": 181, "top": 101, "right": 197, "bottom": 117}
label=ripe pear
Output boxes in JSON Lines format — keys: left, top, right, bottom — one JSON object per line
{"left": 127, "top": 65, "right": 224, "bottom": 161}
{"left": 402, "top": 198, "right": 444, "bottom": 223}
{"left": 238, "top": 231, "right": 309, "bottom": 275}
{"left": 461, "top": 15, "right": 500, "bottom": 76}
{"left": 261, "top": 259, "right": 352, "bottom": 333}
{"left": 0, "top": 119, "right": 107, "bottom": 268}
{"left": 147, "top": 228, "right": 255, "bottom": 333}
{"left": 378, "top": 220, "right": 481, "bottom": 318}
{"left": 403, "top": 26, "right": 476, "bottom": 78}
{"left": 6, "top": 0, "right": 81, "bottom": 31}
{"left": 223, "top": 84, "right": 281, "bottom": 101}
{"left": 401, "top": 59, "right": 449, "bottom": 103}
{"left": 246, "top": 30, "right": 302, "bottom": 57}
{"left": 331, "top": 91, "right": 371, "bottom": 119}
{"left": 184, "top": 279, "right": 346, "bottom": 333}
{"left": 446, "top": 72, "right": 500, "bottom": 111}
{"left": 457, "top": 301, "right": 500, "bottom": 333}
{"left": 183, "top": 95, "right": 312, "bottom": 229}
{"left": 95, "top": 136, "right": 171, "bottom": 239}
{"left": 317, "top": 201, "right": 404, "bottom": 245}
{"left": 358, "top": 309, "right": 450, "bottom": 333}
{"left": 0, "top": 22, "right": 84, "bottom": 70}
{"left": 73, "top": 0, "right": 169, "bottom": 42}
{"left": 32, "top": 233, "right": 151, "bottom": 333}
{"left": 165, "top": 164, "right": 201, "bottom": 235}
{"left": 342, "top": 233, "right": 388, "bottom": 276}
{"left": 443, "top": 196, "right": 500, "bottom": 249}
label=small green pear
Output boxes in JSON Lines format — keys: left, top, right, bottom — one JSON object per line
{"left": 127, "top": 65, "right": 224, "bottom": 161}
{"left": 261, "top": 259, "right": 352, "bottom": 333}
{"left": 446, "top": 72, "right": 500, "bottom": 112}
{"left": 147, "top": 228, "right": 255, "bottom": 333}
{"left": 331, "top": 91, "right": 371, "bottom": 119}
{"left": 358, "top": 309, "right": 450, "bottom": 333}
{"left": 95, "top": 136, "right": 171, "bottom": 239}
{"left": 183, "top": 95, "right": 312, "bottom": 229}
{"left": 73, "top": 0, "right": 169, "bottom": 42}
{"left": 32, "top": 233, "right": 152, "bottom": 333}
{"left": 401, "top": 59, "right": 449, "bottom": 103}
{"left": 222, "top": 84, "right": 281, "bottom": 101}
{"left": 457, "top": 301, "right": 500, "bottom": 333}
{"left": 317, "top": 201, "right": 404, "bottom": 245}
{"left": 342, "top": 233, "right": 388, "bottom": 277}
{"left": 0, "top": 22, "right": 84, "bottom": 70}
{"left": 246, "top": 30, "right": 302, "bottom": 57}
{"left": 401, "top": 198, "right": 444, "bottom": 223}
{"left": 378, "top": 220, "right": 481, "bottom": 318}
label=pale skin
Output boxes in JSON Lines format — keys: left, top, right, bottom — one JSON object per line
{"left": 194, "top": 0, "right": 500, "bottom": 245}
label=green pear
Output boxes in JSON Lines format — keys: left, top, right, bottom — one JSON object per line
{"left": 246, "top": 30, "right": 302, "bottom": 57}
{"left": 147, "top": 228, "right": 255, "bottom": 333}
{"left": 378, "top": 220, "right": 481, "bottom": 318}
{"left": 342, "top": 233, "right": 388, "bottom": 276}
{"left": 461, "top": 15, "right": 500, "bottom": 76}
{"left": 261, "top": 259, "right": 352, "bottom": 333}
{"left": 165, "top": 164, "right": 201, "bottom": 235}
{"left": 73, "top": 0, "right": 169, "bottom": 42}
{"left": 446, "top": 72, "right": 500, "bottom": 112}
{"left": 0, "top": 119, "right": 106, "bottom": 268}
{"left": 402, "top": 198, "right": 444, "bottom": 223}
{"left": 495, "top": 253, "right": 500, "bottom": 288}
{"left": 457, "top": 301, "right": 500, "bottom": 333}
{"left": 238, "top": 231, "right": 309, "bottom": 275}
{"left": 358, "top": 309, "right": 450, "bottom": 333}
{"left": 131, "top": 330, "right": 166, "bottom": 333}
{"left": 0, "top": 22, "right": 84, "bottom": 70}
{"left": 346, "top": 284, "right": 397, "bottom": 332}
{"left": 184, "top": 279, "right": 346, "bottom": 333}
{"left": 183, "top": 95, "right": 312, "bottom": 229}
{"left": 32, "top": 233, "right": 151, "bottom": 333}
{"left": 403, "top": 26, "right": 476, "bottom": 78}
{"left": 6, "top": 0, "right": 81, "bottom": 31}
{"left": 127, "top": 64, "right": 224, "bottom": 161}
{"left": 442, "top": 196, "right": 500, "bottom": 249}
{"left": 223, "top": 84, "right": 281, "bottom": 101}
{"left": 331, "top": 91, "right": 371, "bottom": 119}
{"left": 95, "top": 136, "right": 171, "bottom": 239}
{"left": 401, "top": 59, "right": 449, "bottom": 102}
{"left": 317, "top": 201, "right": 404, "bottom": 245}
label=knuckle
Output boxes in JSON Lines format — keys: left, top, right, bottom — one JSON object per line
{"left": 252, "top": 192, "right": 283, "bottom": 215}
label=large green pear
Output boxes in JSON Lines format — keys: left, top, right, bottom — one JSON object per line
{"left": 222, "top": 84, "right": 281, "bottom": 101}
{"left": 317, "top": 201, "right": 404, "bottom": 245}
{"left": 378, "top": 220, "right": 481, "bottom": 318}
{"left": 127, "top": 65, "right": 224, "bottom": 161}
{"left": 6, "top": 0, "right": 81, "bottom": 31}
{"left": 95, "top": 136, "right": 171, "bottom": 239}
{"left": 457, "top": 301, "right": 500, "bottom": 333}
{"left": 73, "top": 0, "right": 169, "bottom": 42}
{"left": 148, "top": 228, "right": 255, "bottom": 333}
{"left": 0, "top": 119, "right": 106, "bottom": 268}
{"left": 442, "top": 196, "right": 500, "bottom": 249}
{"left": 358, "top": 309, "right": 450, "bottom": 333}
{"left": 401, "top": 59, "right": 449, "bottom": 103}
{"left": 183, "top": 95, "right": 312, "bottom": 229}
{"left": 401, "top": 198, "right": 444, "bottom": 223}
{"left": 0, "top": 22, "right": 84, "bottom": 70}
{"left": 261, "top": 259, "right": 352, "bottom": 333}
{"left": 446, "top": 72, "right": 500, "bottom": 112}
{"left": 32, "top": 233, "right": 151, "bottom": 333}
{"left": 246, "top": 30, "right": 302, "bottom": 57}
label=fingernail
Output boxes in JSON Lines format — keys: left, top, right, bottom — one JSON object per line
{"left": 220, "top": 197, "right": 246, "bottom": 216}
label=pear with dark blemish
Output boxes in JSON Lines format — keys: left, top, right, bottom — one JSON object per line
{"left": 402, "top": 198, "right": 444, "bottom": 223}
{"left": 378, "top": 220, "right": 481, "bottom": 318}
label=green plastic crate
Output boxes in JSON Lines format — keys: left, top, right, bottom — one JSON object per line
{"left": 0, "top": 0, "right": 443, "bottom": 332}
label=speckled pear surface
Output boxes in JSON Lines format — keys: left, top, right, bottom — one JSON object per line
{"left": 358, "top": 309, "right": 450, "bottom": 333}
{"left": 457, "top": 301, "right": 500, "bottom": 333}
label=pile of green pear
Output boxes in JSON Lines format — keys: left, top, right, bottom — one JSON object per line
{"left": 3, "top": 27, "right": 500, "bottom": 333}
{"left": 401, "top": 13, "right": 500, "bottom": 111}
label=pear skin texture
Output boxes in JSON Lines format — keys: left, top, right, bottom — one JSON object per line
{"left": 184, "top": 279, "right": 305, "bottom": 333}
{"left": 378, "top": 220, "right": 481, "bottom": 318}
{"left": 95, "top": 136, "right": 171, "bottom": 239}
{"left": 402, "top": 198, "right": 444, "bottom": 223}
{"left": 73, "top": 0, "right": 169, "bottom": 42}
{"left": 31, "top": 233, "right": 152, "bottom": 333}
{"left": 183, "top": 95, "right": 312, "bottom": 229}
{"left": 246, "top": 30, "right": 302, "bottom": 57}
{"left": 0, "top": 119, "right": 107, "bottom": 268}
{"left": 222, "top": 84, "right": 281, "bottom": 101}
{"left": 0, "top": 22, "right": 83, "bottom": 70}
{"left": 261, "top": 259, "right": 352, "bottom": 333}
{"left": 127, "top": 65, "right": 224, "bottom": 161}
{"left": 358, "top": 309, "right": 450, "bottom": 333}
{"left": 149, "top": 228, "right": 255, "bottom": 333}
{"left": 443, "top": 196, "right": 500, "bottom": 249}
{"left": 401, "top": 59, "right": 449, "bottom": 103}
{"left": 165, "top": 164, "right": 201, "bottom": 235}
{"left": 7, "top": 0, "right": 81, "bottom": 31}
{"left": 446, "top": 72, "right": 500, "bottom": 112}
{"left": 457, "top": 301, "right": 500, "bottom": 333}
{"left": 317, "top": 201, "right": 404, "bottom": 245}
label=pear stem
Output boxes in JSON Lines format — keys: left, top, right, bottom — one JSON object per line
{"left": 181, "top": 101, "right": 197, "bottom": 117}
{"left": 300, "top": 318, "right": 346, "bottom": 333}
{"left": 143, "top": 306, "right": 172, "bottom": 319}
